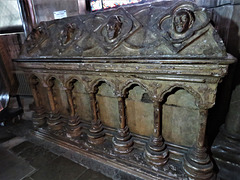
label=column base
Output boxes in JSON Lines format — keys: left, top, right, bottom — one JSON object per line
{"left": 66, "top": 116, "right": 81, "bottom": 138}
{"left": 112, "top": 126, "right": 133, "bottom": 154}
{"left": 87, "top": 119, "right": 105, "bottom": 145}
{"left": 32, "top": 106, "right": 46, "bottom": 128}
{"left": 47, "top": 112, "right": 63, "bottom": 131}
{"left": 144, "top": 136, "right": 168, "bottom": 166}
{"left": 183, "top": 146, "right": 214, "bottom": 179}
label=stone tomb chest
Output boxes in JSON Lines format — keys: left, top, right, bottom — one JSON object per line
{"left": 14, "top": 2, "right": 235, "bottom": 180}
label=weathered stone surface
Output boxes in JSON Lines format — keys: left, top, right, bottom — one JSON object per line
{"left": 97, "top": 96, "right": 119, "bottom": 128}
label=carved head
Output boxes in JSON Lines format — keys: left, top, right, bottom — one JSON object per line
{"left": 61, "top": 23, "right": 76, "bottom": 45}
{"left": 106, "top": 15, "right": 122, "bottom": 40}
{"left": 173, "top": 9, "right": 194, "bottom": 34}
{"left": 25, "top": 22, "right": 49, "bottom": 54}
{"left": 27, "top": 26, "right": 43, "bottom": 42}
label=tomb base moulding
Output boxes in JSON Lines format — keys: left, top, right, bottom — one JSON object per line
{"left": 14, "top": 1, "right": 236, "bottom": 179}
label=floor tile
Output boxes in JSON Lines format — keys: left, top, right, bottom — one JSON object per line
{"left": 19, "top": 145, "right": 58, "bottom": 169}
{"left": 0, "top": 136, "right": 26, "bottom": 149}
{"left": 77, "top": 169, "right": 112, "bottom": 180}
{"left": 0, "top": 147, "right": 35, "bottom": 180}
{"left": 0, "top": 132, "right": 16, "bottom": 144}
{"left": 10, "top": 141, "right": 35, "bottom": 154}
{"left": 30, "top": 156, "right": 87, "bottom": 180}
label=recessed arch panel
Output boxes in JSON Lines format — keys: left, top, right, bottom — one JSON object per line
{"left": 71, "top": 79, "right": 93, "bottom": 121}
{"left": 125, "top": 84, "right": 154, "bottom": 136}
{"left": 162, "top": 88, "right": 200, "bottom": 147}
{"left": 96, "top": 82, "right": 119, "bottom": 128}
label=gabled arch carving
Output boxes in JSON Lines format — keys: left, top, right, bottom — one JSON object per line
{"left": 90, "top": 78, "right": 117, "bottom": 96}
{"left": 64, "top": 76, "right": 87, "bottom": 92}
{"left": 158, "top": 84, "right": 203, "bottom": 107}
{"left": 121, "top": 80, "right": 154, "bottom": 101}
{"left": 28, "top": 74, "right": 43, "bottom": 85}
{"left": 45, "top": 75, "right": 64, "bottom": 89}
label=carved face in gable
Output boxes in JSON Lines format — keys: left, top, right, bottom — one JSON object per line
{"left": 85, "top": 8, "right": 141, "bottom": 52}
{"left": 158, "top": 3, "right": 210, "bottom": 53}
{"left": 106, "top": 15, "right": 122, "bottom": 40}
{"left": 27, "top": 27, "right": 44, "bottom": 44}
{"left": 173, "top": 10, "right": 194, "bottom": 34}
{"left": 25, "top": 22, "right": 49, "bottom": 54}
{"left": 60, "top": 23, "right": 76, "bottom": 45}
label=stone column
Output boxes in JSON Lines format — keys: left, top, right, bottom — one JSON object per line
{"left": 183, "top": 109, "right": 213, "bottom": 179}
{"left": 144, "top": 100, "right": 168, "bottom": 165}
{"left": 46, "top": 78, "right": 62, "bottom": 131}
{"left": 30, "top": 77, "right": 46, "bottom": 128}
{"left": 87, "top": 93, "right": 104, "bottom": 144}
{"left": 65, "top": 86, "right": 81, "bottom": 138}
{"left": 112, "top": 96, "right": 133, "bottom": 153}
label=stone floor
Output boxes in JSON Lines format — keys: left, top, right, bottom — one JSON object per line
{"left": 0, "top": 124, "right": 111, "bottom": 180}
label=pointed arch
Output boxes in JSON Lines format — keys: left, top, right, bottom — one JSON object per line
{"left": 65, "top": 76, "right": 87, "bottom": 92}
{"left": 121, "top": 80, "right": 154, "bottom": 100}
{"left": 159, "top": 84, "right": 202, "bottom": 107}
{"left": 91, "top": 79, "right": 119, "bottom": 128}
{"left": 46, "top": 75, "right": 58, "bottom": 87}
{"left": 29, "top": 73, "right": 41, "bottom": 81}
{"left": 122, "top": 80, "right": 154, "bottom": 136}
{"left": 29, "top": 74, "right": 43, "bottom": 86}
{"left": 90, "top": 78, "right": 117, "bottom": 95}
